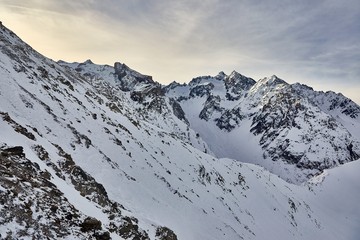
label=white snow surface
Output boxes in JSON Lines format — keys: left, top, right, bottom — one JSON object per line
{"left": 0, "top": 24, "right": 359, "bottom": 239}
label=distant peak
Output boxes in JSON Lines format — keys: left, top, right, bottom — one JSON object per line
{"left": 165, "top": 81, "right": 182, "bottom": 91}
{"left": 84, "top": 59, "right": 94, "bottom": 64}
{"left": 167, "top": 81, "right": 180, "bottom": 87}
{"left": 224, "top": 71, "right": 256, "bottom": 91}
{"left": 229, "top": 70, "right": 244, "bottom": 78}
{"left": 259, "top": 75, "right": 288, "bottom": 86}
{"left": 215, "top": 71, "right": 226, "bottom": 80}
{"left": 114, "top": 62, "right": 128, "bottom": 72}
{"left": 113, "top": 61, "right": 155, "bottom": 91}
{"left": 266, "top": 75, "right": 280, "bottom": 81}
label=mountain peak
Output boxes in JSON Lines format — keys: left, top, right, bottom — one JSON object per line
{"left": 114, "top": 62, "right": 155, "bottom": 92}
{"left": 215, "top": 71, "right": 226, "bottom": 80}
{"left": 258, "top": 75, "right": 288, "bottom": 87}
{"left": 165, "top": 81, "right": 182, "bottom": 90}
{"left": 114, "top": 61, "right": 127, "bottom": 72}
{"left": 270, "top": 75, "right": 286, "bottom": 83}
{"left": 229, "top": 70, "right": 243, "bottom": 78}
{"left": 224, "top": 71, "right": 256, "bottom": 92}
{"left": 84, "top": 59, "right": 94, "bottom": 64}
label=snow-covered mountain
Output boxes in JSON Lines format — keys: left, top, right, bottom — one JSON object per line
{"left": 166, "top": 73, "right": 360, "bottom": 183}
{"left": 0, "top": 24, "right": 359, "bottom": 240}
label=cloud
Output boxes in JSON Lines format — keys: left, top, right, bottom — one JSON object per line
{"left": 1, "top": 0, "right": 359, "bottom": 103}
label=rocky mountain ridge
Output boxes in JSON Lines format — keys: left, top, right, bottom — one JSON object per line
{"left": 64, "top": 57, "right": 360, "bottom": 183}
{"left": 166, "top": 72, "right": 360, "bottom": 183}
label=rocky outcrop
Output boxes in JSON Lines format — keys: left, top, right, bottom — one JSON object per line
{"left": 0, "top": 147, "right": 106, "bottom": 239}
{"left": 114, "top": 62, "right": 154, "bottom": 92}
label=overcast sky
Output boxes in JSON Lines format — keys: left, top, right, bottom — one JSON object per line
{"left": 1, "top": 0, "right": 359, "bottom": 103}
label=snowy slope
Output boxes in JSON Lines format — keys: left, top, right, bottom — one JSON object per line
{"left": 59, "top": 59, "right": 212, "bottom": 155}
{"left": 0, "top": 24, "right": 359, "bottom": 240}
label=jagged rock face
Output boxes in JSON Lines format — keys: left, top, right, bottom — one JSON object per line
{"left": 130, "top": 85, "right": 165, "bottom": 104}
{"left": 224, "top": 71, "right": 256, "bottom": 96}
{"left": 250, "top": 88, "right": 359, "bottom": 174}
{"left": 169, "top": 98, "right": 189, "bottom": 125}
{"left": 166, "top": 73, "right": 360, "bottom": 183}
{"left": 199, "top": 95, "right": 222, "bottom": 121}
{"left": 216, "top": 107, "right": 245, "bottom": 131}
{"left": 291, "top": 83, "right": 360, "bottom": 119}
{"left": 114, "top": 62, "right": 155, "bottom": 92}
{"left": 189, "top": 82, "right": 215, "bottom": 98}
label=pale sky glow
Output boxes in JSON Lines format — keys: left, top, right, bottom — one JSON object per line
{"left": 1, "top": 0, "right": 359, "bottom": 103}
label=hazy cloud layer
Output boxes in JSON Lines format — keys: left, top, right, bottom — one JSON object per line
{"left": 1, "top": 0, "right": 359, "bottom": 102}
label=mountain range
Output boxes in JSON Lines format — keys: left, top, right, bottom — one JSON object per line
{"left": 0, "top": 23, "right": 359, "bottom": 239}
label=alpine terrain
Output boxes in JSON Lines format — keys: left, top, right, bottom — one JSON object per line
{"left": 0, "top": 23, "right": 359, "bottom": 240}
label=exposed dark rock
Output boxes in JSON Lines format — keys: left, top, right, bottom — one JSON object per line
{"left": 114, "top": 62, "right": 154, "bottom": 92}
{"left": 94, "top": 231, "right": 111, "bottom": 240}
{"left": 169, "top": 98, "right": 189, "bottom": 124}
{"left": 1, "top": 112, "right": 36, "bottom": 140}
{"left": 155, "top": 226, "right": 178, "bottom": 240}
{"left": 224, "top": 71, "right": 256, "bottom": 94}
{"left": 117, "top": 216, "right": 149, "bottom": 239}
{"left": 189, "top": 83, "right": 214, "bottom": 98}
{"left": 164, "top": 81, "right": 186, "bottom": 92}
{"left": 0, "top": 150, "right": 87, "bottom": 239}
{"left": 347, "top": 143, "right": 359, "bottom": 161}
{"left": 131, "top": 85, "right": 165, "bottom": 103}
{"left": 225, "top": 92, "right": 241, "bottom": 101}
{"left": 1, "top": 146, "right": 24, "bottom": 157}
{"left": 329, "top": 94, "right": 359, "bottom": 119}
{"left": 56, "top": 75, "right": 74, "bottom": 91}
{"left": 147, "top": 97, "right": 167, "bottom": 114}
{"left": 106, "top": 101, "right": 122, "bottom": 113}
{"left": 216, "top": 108, "right": 245, "bottom": 131}
{"left": 296, "top": 161, "right": 323, "bottom": 170}
{"left": 37, "top": 66, "right": 49, "bottom": 79}
{"left": 199, "top": 95, "right": 222, "bottom": 121}
{"left": 80, "top": 217, "right": 102, "bottom": 232}
{"left": 130, "top": 91, "right": 144, "bottom": 102}
{"left": 52, "top": 144, "right": 110, "bottom": 207}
